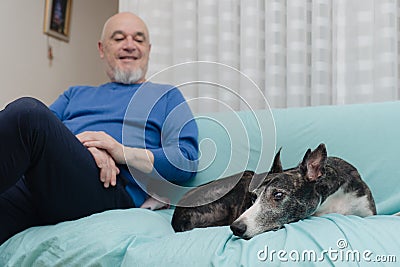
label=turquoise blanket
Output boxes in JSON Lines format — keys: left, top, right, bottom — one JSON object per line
{"left": 1, "top": 209, "right": 399, "bottom": 266}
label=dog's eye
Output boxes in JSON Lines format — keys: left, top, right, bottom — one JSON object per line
{"left": 273, "top": 192, "right": 285, "bottom": 201}
{"left": 250, "top": 193, "right": 258, "bottom": 204}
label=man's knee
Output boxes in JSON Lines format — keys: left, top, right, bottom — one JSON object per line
{"left": 6, "top": 97, "right": 48, "bottom": 113}
{"left": 1, "top": 97, "right": 60, "bottom": 139}
{"left": 6, "top": 97, "right": 54, "bottom": 122}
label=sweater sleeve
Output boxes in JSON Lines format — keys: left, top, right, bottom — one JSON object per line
{"left": 48, "top": 87, "right": 72, "bottom": 120}
{"left": 148, "top": 88, "right": 199, "bottom": 183}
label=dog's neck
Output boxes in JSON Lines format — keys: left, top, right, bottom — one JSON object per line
{"left": 310, "top": 195, "right": 323, "bottom": 215}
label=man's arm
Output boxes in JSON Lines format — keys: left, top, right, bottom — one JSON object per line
{"left": 77, "top": 87, "right": 199, "bottom": 187}
{"left": 76, "top": 131, "right": 154, "bottom": 187}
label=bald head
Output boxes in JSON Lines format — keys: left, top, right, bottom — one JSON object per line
{"left": 100, "top": 12, "right": 150, "bottom": 43}
{"left": 98, "top": 12, "right": 151, "bottom": 84}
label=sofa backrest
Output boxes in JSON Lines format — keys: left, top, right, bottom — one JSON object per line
{"left": 187, "top": 101, "right": 400, "bottom": 215}
{"left": 272, "top": 101, "right": 400, "bottom": 214}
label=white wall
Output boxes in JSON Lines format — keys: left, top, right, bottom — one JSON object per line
{"left": 0, "top": 0, "right": 118, "bottom": 108}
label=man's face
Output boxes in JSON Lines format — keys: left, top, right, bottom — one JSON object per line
{"left": 98, "top": 13, "right": 151, "bottom": 84}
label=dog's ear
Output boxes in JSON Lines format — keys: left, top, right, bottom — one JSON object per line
{"left": 249, "top": 148, "right": 283, "bottom": 191}
{"left": 269, "top": 147, "right": 283, "bottom": 174}
{"left": 300, "top": 144, "right": 327, "bottom": 181}
{"left": 300, "top": 148, "right": 311, "bottom": 174}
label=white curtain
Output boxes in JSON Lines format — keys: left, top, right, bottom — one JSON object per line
{"left": 119, "top": 0, "right": 400, "bottom": 111}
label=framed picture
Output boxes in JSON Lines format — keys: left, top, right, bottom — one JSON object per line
{"left": 43, "top": 0, "right": 72, "bottom": 42}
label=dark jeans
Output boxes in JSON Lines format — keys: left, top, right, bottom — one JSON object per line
{"left": 0, "top": 97, "right": 134, "bottom": 245}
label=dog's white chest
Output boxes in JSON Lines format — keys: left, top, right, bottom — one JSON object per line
{"left": 314, "top": 187, "right": 373, "bottom": 217}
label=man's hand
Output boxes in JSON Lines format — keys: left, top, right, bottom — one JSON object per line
{"left": 86, "top": 147, "right": 120, "bottom": 188}
{"left": 77, "top": 130, "right": 155, "bottom": 175}
{"left": 76, "top": 131, "right": 123, "bottom": 188}
{"left": 76, "top": 131, "right": 125, "bottom": 164}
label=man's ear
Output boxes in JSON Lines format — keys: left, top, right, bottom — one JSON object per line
{"left": 98, "top": 41, "right": 105, "bottom": 58}
{"left": 300, "top": 143, "right": 327, "bottom": 182}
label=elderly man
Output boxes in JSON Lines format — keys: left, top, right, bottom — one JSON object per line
{"left": 0, "top": 12, "right": 198, "bottom": 245}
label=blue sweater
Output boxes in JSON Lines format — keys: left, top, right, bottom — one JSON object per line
{"left": 50, "top": 82, "right": 198, "bottom": 206}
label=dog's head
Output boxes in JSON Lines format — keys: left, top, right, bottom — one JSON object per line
{"left": 231, "top": 144, "right": 328, "bottom": 239}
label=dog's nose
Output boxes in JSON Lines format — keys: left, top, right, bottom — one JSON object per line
{"left": 230, "top": 221, "right": 247, "bottom": 237}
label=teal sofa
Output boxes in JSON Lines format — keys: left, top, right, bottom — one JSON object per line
{"left": 1, "top": 101, "right": 399, "bottom": 266}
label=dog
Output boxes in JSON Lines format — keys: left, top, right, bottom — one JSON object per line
{"left": 172, "top": 143, "right": 377, "bottom": 239}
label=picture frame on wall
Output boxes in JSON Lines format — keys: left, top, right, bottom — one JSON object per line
{"left": 43, "top": 0, "right": 72, "bottom": 42}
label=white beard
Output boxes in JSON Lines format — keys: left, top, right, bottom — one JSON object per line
{"left": 113, "top": 68, "right": 144, "bottom": 84}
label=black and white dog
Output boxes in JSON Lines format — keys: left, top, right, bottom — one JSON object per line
{"left": 172, "top": 144, "right": 377, "bottom": 239}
